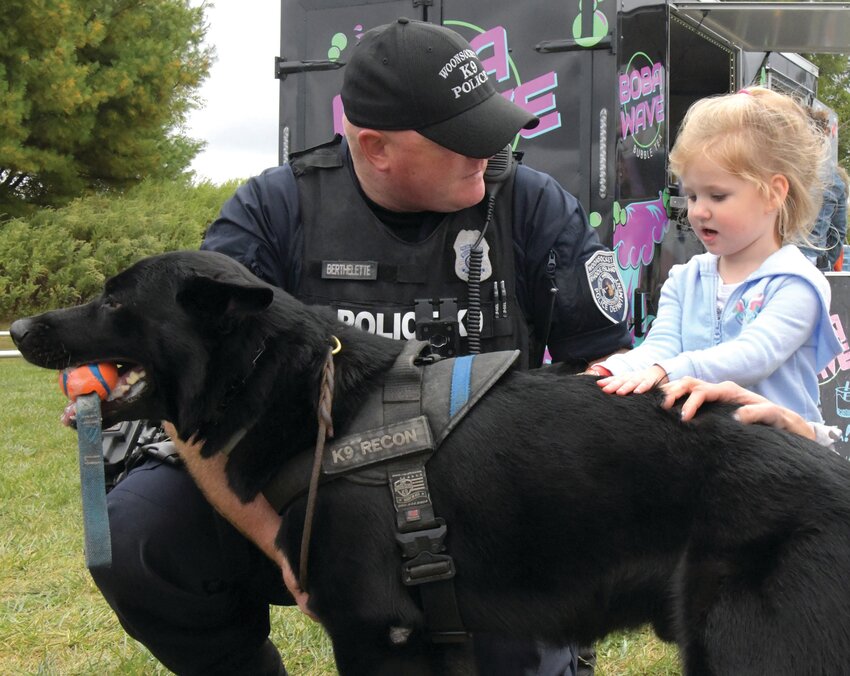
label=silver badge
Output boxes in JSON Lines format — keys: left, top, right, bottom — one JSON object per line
{"left": 453, "top": 230, "right": 492, "bottom": 282}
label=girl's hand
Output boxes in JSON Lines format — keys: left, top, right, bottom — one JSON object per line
{"left": 596, "top": 364, "right": 669, "bottom": 395}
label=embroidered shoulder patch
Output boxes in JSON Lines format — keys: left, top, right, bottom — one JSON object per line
{"left": 584, "top": 250, "right": 627, "bottom": 324}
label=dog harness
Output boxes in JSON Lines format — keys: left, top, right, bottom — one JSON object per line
{"left": 264, "top": 340, "right": 519, "bottom": 642}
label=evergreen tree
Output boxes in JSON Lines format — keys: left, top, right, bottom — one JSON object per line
{"left": 0, "top": 0, "right": 212, "bottom": 217}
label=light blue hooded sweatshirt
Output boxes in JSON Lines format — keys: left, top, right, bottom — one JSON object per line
{"left": 602, "top": 245, "right": 842, "bottom": 423}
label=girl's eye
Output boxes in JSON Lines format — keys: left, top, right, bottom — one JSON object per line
{"left": 686, "top": 194, "right": 696, "bottom": 202}
{"left": 711, "top": 194, "right": 728, "bottom": 202}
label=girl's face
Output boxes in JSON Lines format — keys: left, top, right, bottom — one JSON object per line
{"left": 681, "top": 154, "right": 785, "bottom": 274}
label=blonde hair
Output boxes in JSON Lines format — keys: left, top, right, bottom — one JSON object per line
{"left": 669, "top": 87, "right": 829, "bottom": 244}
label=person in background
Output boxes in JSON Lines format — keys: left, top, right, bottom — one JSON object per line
{"left": 832, "top": 164, "right": 849, "bottom": 270}
{"left": 586, "top": 87, "right": 842, "bottom": 423}
{"left": 90, "top": 18, "right": 631, "bottom": 676}
{"left": 799, "top": 109, "right": 848, "bottom": 272}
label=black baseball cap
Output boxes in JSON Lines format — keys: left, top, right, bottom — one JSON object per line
{"left": 341, "top": 18, "right": 539, "bottom": 159}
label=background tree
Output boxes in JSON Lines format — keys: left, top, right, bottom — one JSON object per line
{"left": 0, "top": 0, "right": 212, "bottom": 218}
{"left": 808, "top": 53, "right": 850, "bottom": 171}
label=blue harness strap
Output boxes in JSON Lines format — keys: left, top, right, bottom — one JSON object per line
{"left": 75, "top": 394, "right": 112, "bottom": 569}
{"left": 449, "top": 355, "right": 474, "bottom": 417}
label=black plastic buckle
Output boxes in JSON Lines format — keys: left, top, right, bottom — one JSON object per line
{"left": 401, "top": 551, "right": 456, "bottom": 585}
{"left": 395, "top": 520, "right": 446, "bottom": 558}
{"left": 413, "top": 353, "right": 442, "bottom": 366}
{"left": 414, "top": 298, "right": 460, "bottom": 358}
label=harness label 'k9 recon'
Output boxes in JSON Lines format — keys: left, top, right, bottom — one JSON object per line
{"left": 322, "top": 260, "right": 378, "bottom": 280}
{"left": 322, "top": 416, "right": 434, "bottom": 475}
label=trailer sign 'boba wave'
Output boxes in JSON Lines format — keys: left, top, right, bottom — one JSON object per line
{"left": 619, "top": 53, "right": 665, "bottom": 159}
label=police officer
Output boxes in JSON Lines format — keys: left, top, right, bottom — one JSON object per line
{"left": 91, "top": 18, "right": 631, "bottom": 676}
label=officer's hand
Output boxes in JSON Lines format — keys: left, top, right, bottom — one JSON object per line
{"left": 162, "top": 421, "right": 320, "bottom": 620}
{"left": 282, "top": 556, "right": 317, "bottom": 621}
{"left": 660, "top": 377, "right": 763, "bottom": 420}
{"left": 596, "top": 364, "right": 668, "bottom": 395}
{"left": 162, "top": 421, "right": 201, "bottom": 459}
{"left": 659, "top": 377, "right": 815, "bottom": 440}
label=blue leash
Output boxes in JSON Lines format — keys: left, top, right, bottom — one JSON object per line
{"left": 75, "top": 394, "right": 112, "bottom": 569}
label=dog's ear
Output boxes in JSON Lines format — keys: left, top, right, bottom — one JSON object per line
{"left": 177, "top": 276, "right": 274, "bottom": 328}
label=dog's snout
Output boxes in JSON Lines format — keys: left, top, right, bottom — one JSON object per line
{"left": 9, "top": 318, "right": 33, "bottom": 347}
{"left": 9, "top": 315, "right": 77, "bottom": 369}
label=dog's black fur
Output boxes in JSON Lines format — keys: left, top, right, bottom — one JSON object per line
{"left": 12, "top": 250, "right": 850, "bottom": 675}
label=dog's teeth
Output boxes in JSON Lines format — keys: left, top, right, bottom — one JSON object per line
{"left": 128, "top": 380, "right": 146, "bottom": 397}
{"left": 109, "top": 383, "right": 129, "bottom": 400}
{"left": 107, "top": 367, "right": 148, "bottom": 402}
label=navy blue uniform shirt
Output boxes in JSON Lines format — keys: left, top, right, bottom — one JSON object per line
{"left": 201, "top": 146, "right": 631, "bottom": 364}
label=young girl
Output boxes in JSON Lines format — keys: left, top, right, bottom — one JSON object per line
{"left": 590, "top": 87, "right": 842, "bottom": 423}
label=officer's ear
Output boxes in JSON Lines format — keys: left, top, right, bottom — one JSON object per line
{"left": 357, "top": 129, "right": 392, "bottom": 172}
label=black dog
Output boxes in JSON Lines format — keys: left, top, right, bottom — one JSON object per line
{"left": 12, "top": 250, "right": 850, "bottom": 675}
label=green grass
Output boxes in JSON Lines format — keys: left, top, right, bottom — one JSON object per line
{"left": 0, "top": 357, "right": 679, "bottom": 674}
{"left": 0, "top": 331, "right": 15, "bottom": 352}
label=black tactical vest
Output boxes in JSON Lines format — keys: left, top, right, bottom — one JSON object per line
{"left": 290, "top": 138, "right": 532, "bottom": 367}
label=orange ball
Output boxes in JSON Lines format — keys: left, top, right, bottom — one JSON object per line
{"left": 59, "top": 363, "right": 120, "bottom": 401}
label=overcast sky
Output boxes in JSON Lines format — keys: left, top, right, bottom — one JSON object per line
{"left": 186, "top": 1, "right": 281, "bottom": 184}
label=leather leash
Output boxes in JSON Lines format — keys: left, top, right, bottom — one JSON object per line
{"left": 298, "top": 336, "right": 340, "bottom": 591}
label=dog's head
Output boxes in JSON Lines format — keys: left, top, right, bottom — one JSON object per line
{"left": 11, "top": 251, "right": 285, "bottom": 437}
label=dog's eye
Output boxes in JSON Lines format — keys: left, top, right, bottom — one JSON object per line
{"left": 103, "top": 296, "right": 122, "bottom": 310}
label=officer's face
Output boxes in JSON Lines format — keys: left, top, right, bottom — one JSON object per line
{"left": 385, "top": 132, "right": 488, "bottom": 212}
